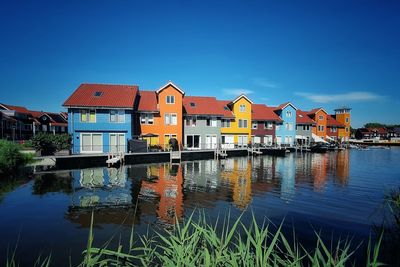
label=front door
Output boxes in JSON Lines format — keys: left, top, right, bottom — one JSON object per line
{"left": 238, "top": 135, "right": 248, "bottom": 147}
{"left": 206, "top": 135, "right": 217, "bottom": 149}
{"left": 110, "top": 133, "right": 126, "bottom": 153}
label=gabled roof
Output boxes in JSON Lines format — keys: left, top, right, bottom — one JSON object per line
{"left": 0, "top": 103, "right": 30, "bottom": 114}
{"left": 367, "top": 127, "right": 388, "bottom": 134}
{"left": 307, "top": 107, "right": 328, "bottom": 115}
{"left": 216, "top": 100, "right": 235, "bottom": 119}
{"left": 252, "top": 104, "right": 282, "bottom": 122}
{"left": 230, "top": 94, "right": 253, "bottom": 105}
{"left": 156, "top": 81, "right": 185, "bottom": 95}
{"left": 183, "top": 96, "right": 224, "bottom": 116}
{"left": 63, "top": 83, "right": 138, "bottom": 108}
{"left": 137, "top": 91, "right": 158, "bottom": 112}
{"left": 296, "top": 110, "right": 315, "bottom": 124}
{"left": 273, "top": 102, "right": 298, "bottom": 111}
{"left": 327, "top": 115, "right": 344, "bottom": 127}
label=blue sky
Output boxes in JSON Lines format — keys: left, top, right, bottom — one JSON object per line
{"left": 0, "top": 0, "right": 399, "bottom": 128}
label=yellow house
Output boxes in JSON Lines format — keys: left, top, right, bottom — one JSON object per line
{"left": 218, "top": 94, "right": 253, "bottom": 148}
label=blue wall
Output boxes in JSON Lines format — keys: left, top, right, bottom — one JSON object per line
{"left": 275, "top": 104, "right": 297, "bottom": 145}
{"left": 68, "top": 108, "right": 133, "bottom": 154}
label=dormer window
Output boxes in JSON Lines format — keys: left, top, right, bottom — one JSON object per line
{"left": 190, "top": 102, "right": 196, "bottom": 107}
{"left": 166, "top": 95, "right": 175, "bottom": 104}
{"left": 224, "top": 106, "right": 229, "bottom": 111}
{"left": 94, "top": 91, "right": 103, "bottom": 97}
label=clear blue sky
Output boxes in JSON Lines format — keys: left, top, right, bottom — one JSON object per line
{"left": 1, "top": 0, "right": 399, "bottom": 128}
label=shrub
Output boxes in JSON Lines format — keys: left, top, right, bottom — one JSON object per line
{"left": 0, "top": 140, "right": 34, "bottom": 173}
{"left": 31, "top": 133, "right": 71, "bottom": 155}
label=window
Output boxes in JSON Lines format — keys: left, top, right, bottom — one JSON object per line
{"left": 303, "top": 125, "right": 310, "bottom": 131}
{"left": 206, "top": 117, "right": 217, "bottom": 127}
{"left": 165, "top": 113, "right": 177, "bottom": 125}
{"left": 264, "top": 122, "right": 273, "bottom": 130}
{"left": 141, "top": 113, "right": 154, "bottom": 125}
{"left": 186, "top": 135, "right": 200, "bottom": 149}
{"left": 81, "top": 133, "right": 103, "bottom": 153}
{"left": 345, "top": 117, "right": 349, "bottom": 123}
{"left": 166, "top": 95, "right": 175, "bottom": 104}
{"left": 288, "top": 123, "right": 293, "bottom": 131}
{"left": 80, "top": 109, "right": 96, "bottom": 123}
{"left": 190, "top": 102, "right": 196, "bottom": 107}
{"left": 319, "top": 115, "right": 324, "bottom": 120}
{"left": 186, "top": 116, "right": 196, "bottom": 127}
{"left": 286, "top": 111, "right": 292, "bottom": 117}
{"left": 331, "top": 127, "right": 337, "bottom": 133}
{"left": 318, "top": 125, "right": 324, "bottom": 132}
{"left": 345, "top": 127, "right": 349, "bottom": 133}
{"left": 239, "top": 119, "right": 248, "bottom": 128}
{"left": 110, "top": 110, "right": 125, "bottom": 123}
{"left": 222, "top": 119, "right": 231, "bottom": 128}
{"left": 252, "top": 122, "right": 258, "bottom": 129}
{"left": 239, "top": 104, "right": 246, "bottom": 112}
{"left": 276, "top": 124, "right": 280, "bottom": 130}
{"left": 94, "top": 91, "right": 103, "bottom": 97}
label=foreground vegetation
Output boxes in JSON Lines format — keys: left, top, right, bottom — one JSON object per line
{"left": 0, "top": 140, "right": 34, "bottom": 174}
{"left": 4, "top": 210, "right": 385, "bottom": 266}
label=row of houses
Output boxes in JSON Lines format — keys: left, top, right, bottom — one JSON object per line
{"left": 63, "top": 82, "right": 351, "bottom": 154}
{"left": 0, "top": 103, "right": 68, "bottom": 141}
{"left": 355, "top": 127, "right": 400, "bottom": 140}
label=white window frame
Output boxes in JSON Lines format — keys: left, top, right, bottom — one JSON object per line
{"left": 164, "top": 113, "right": 177, "bottom": 125}
{"left": 80, "top": 133, "right": 103, "bottom": 153}
{"left": 166, "top": 95, "right": 175, "bottom": 104}
{"left": 239, "top": 104, "right": 246, "bottom": 112}
{"left": 80, "top": 109, "right": 96, "bottom": 123}
{"left": 264, "top": 122, "right": 273, "bottom": 130}
{"left": 252, "top": 122, "right": 258, "bottom": 129}
{"left": 110, "top": 110, "right": 125, "bottom": 123}
{"left": 318, "top": 125, "right": 324, "bottom": 132}
{"left": 239, "top": 119, "right": 248, "bottom": 128}
{"left": 319, "top": 115, "right": 324, "bottom": 120}
{"left": 185, "top": 134, "right": 201, "bottom": 149}
{"left": 286, "top": 111, "right": 292, "bottom": 118}
{"left": 222, "top": 119, "right": 231, "bottom": 128}
{"left": 109, "top": 133, "right": 126, "bottom": 153}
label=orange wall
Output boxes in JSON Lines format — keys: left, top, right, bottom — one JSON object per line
{"left": 140, "top": 85, "right": 184, "bottom": 146}
{"left": 312, "top": 109, "right": 327, "bottom": 139}
{"left": 335, "top": 113, "right": 351, "bottom": 140}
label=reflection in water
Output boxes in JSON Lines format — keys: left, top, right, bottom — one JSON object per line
{"left": 33, "top": 172, "right": 72, "bottom": 195}
{"left": 60, "top": 152, "right": 350, "bottom": 227}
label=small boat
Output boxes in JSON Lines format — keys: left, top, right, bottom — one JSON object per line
{"left": 310, "top": 143, "right": 329, "bottom": 153}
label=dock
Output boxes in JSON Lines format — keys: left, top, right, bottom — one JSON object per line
{"left": 106, "top": 152, "right": 125, "bottom": 166}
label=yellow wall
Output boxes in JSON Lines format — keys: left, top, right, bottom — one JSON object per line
{"left": 220, "top": 97, "right": 252, "bottom": 144}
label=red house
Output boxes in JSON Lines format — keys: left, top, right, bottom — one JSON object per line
{"left": 251, "top": 104, "right": 282, "bottom": 146}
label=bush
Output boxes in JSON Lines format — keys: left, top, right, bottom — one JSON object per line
{"left": 31, "top": 133, "right": 71, "bottom": 155}
{"left": 0, "top": 140, "right": 34, "bottom": 173}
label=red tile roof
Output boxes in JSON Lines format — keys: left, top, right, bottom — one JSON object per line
{"left": 252, "top": 104, "right": 282, "bottom": 121}
{"left": 307, "top": 107, "right": 328, "bottom": 116}
{"left": 63, "top": 83, "right": 138, "bottom": 108}
{"left": 327, "top": 115, "right": 344, "bottom": 127}
{"left": 138, "top": 91, "right": 158, "bottom": 112}
{"left": 183, "top": 96, "right": 224, "bottom": 116}
{"left": 367, "top": 127, "right": 387, "bottom": 134}
{"left": 296, "top": 110, "right": 315, "bottom": 124}
{"left": 0, "top": 103, "right": 30, "bottom": 114}
{"left": 216, "top": 100, "right": 235, "bottom": 118}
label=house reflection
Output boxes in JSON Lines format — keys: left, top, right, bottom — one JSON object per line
{"left": 139, "top": 163, "right": 183, "bottom": 225}
{"left": 335, "top": 151, "right": 350, "bottom": 186}
{"left": 276, "top": 155, "right": 296, "bottom": 201}
{"left": 220, "top": 158, "right": 252, "bottom": 209}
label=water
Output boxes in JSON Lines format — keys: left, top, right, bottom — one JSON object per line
{"left": 0, "top": 149, "right": 399, "bottom": 266}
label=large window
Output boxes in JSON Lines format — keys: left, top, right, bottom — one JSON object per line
{"left": 264, "top": 122, "right": 273, "bottom": 130}
{"left": 206, "top": 117, "right": 217, "bottom": 127}
{"left": 110, "top": 110, "right": 125, "bottom": 123}
{"left": 110, "top": 133, "right": 126, "bottom": 153}
{"left": 239, "top": 104, "right": 246, "bottom": 112}
{"left": 222, "top": 119, "right": 231, "bottom": 128}
{"left": 81, "top": 133, "right": 103, "bottom": 153}
{"left": 238, "top": 119, "right": 248, "bottom": 128}
{"left": 166, "top": 95, "right": 175, "bottom": 104}
{"left": 140, "top": 113, "right": 154, "bottom": 125}
{"left": 186, "top": 116, "right": 197, "bottom": 127}
{"left": 164, "top": 113, "right": 177, "bottom": 125}
{"left": 80, "top": 109, "right": 96, "bottom": 123}
{"left": 186, "top": 135, "right": 200, "bottom": 149}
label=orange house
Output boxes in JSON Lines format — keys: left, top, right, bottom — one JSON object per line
{"left": 334, "top": 107, "right": 351, "bottom": 142}
{"left": 307, "top": 108, "right": 328, "bottom": 140}
{"left": 137, "top": 82, "right": 185, "bottom": 148}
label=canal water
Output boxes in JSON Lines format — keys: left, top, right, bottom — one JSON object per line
{"left": 0, "top": 148, "right": 399, "bottom": 266}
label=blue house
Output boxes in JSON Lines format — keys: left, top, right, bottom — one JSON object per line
{"left": 63, "top": 84, "right": 138, "bottom": 154}
{"left": 273, "top": 102, "right": 298, "bottom": 146}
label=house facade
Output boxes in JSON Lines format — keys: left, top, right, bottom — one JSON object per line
{"left": 137, "top": 82, "right": 184, "bottom": 150}
{"left": 219, "top": 95, "right": 253, "bottom": 148}
{"left": 326, "top": 115, "right": 344, "bottom": 142}
{"left": 307, "top": 108, "right": 328, "bottom": 141}
{"left": 63, "top": 84, "right": 138, "bottom": 154}
{"left": 334, "top": 107, "right": 351, "bottom": 142}
{"left": 274, "top": 103, "right": 297, "bottom": 146}
{"left": 251, "top": 104, "right": 281, "bottom": 146}
{"left": 183, "top": 96, "right": 224, "bottom": 149}
{"left": 296, "top": 110, "right": 315, "bottom": 146}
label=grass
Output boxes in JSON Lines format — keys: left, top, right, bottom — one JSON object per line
{"left": 78, "top": 210, "right": 384, "bottom": 267}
